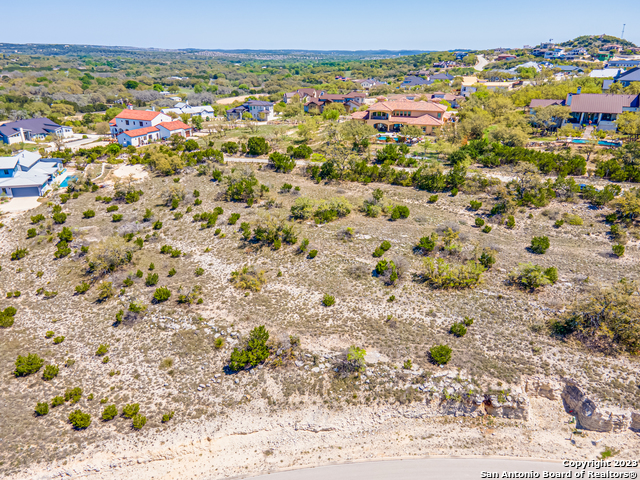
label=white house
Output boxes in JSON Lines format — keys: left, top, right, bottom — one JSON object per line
{"left": 161, "top": 104, "right": 215, "bottom": 120}
{"left": 115, "top": 120, "right": 193, "bottom": 147}
{"left": 0, "top": 151, "right": 63, "bottom": 197}
{"left": 110, "top": 107, "right": 172, "bottom": 137}
{"left": 226, "top": 100, "right": 275, "bottom": 121}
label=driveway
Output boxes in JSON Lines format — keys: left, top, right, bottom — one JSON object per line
{"left": 0, "top": 196, "right": 42, "bottom": 213}
{"left": 474, "top": 54, "right": 489, "bottom": 71}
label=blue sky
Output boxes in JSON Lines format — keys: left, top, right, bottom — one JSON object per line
{"left": 1, "top": 0, "right": 638, "bottom": 51}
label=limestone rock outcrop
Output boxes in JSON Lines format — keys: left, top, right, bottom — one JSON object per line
{"left": 561, "top": 380, "right": 630, "bottom": 433}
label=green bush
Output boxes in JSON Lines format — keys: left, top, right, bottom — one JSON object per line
{"left": 566, "top": 214, "right": 583, "bottom": 226}
{"left": 51, "top": 396, "right": 64, "bottom": 408}
{"left": 162, "top": 411, "right": 175, "bottom": 423}
{"left": 31, "top": 214, "right": 45, "bottom": 224}
{"left": 390, "top": 205, "right": 410, "bottom": 220}
{"left": 95, "top": 344, "right": 109, "bottom": 356}
{"left": 268, "top": 152, "right": 296, "bottom": 173}
{"left": 102, "top": 404, "right": 118, "bottom": 421}
{"left": 112, "top": 214, "right": 123, "bottom": 222}
{"left": 422, "top": 258, "right": 485, "bottom": 289}
{"left": 612, "top": 244, "right": 625, "bottom": 257}
{"left": 145, "top": 273, "right": 159, "bottom": 286}
{"left": 450, "top": 322, "right": 467, "bottom": 337}
{"left": 247, "top": 137, "right": 270, "bottom": 156}
{"left": 482, "top": 225, "right": 492, "bottom": 233}
{"left": 75, "top": 282, "right": 90, "bottom": 294}
{"left": 122, "top": 403, "right": 140, "bottom": 418}
{"left": 53, "top": 212, "right": 67, "bottom": 224}
{"left": 479, "top": 249, "right": 497, "bottom": 269}
{"left": 132, "top": 414, "right": 147, "bottom": 430}
{"left": 530, "top": 236, "right": 550, "bottom": 254}
{"left": 68, "top": 409, "right": 91, "bottom": 429}
{"left": 380, "top": 240, "right": 391, "bottom": 251}
{"left": 0, "top": 306, "right": 17, "bottom": 328}
{"left": 372, "top": 247, "right": 384, "bottom": 258}
{"left": 430, "top": 345, "right": 452, "bottom": 365}
{"left": 64, "top": 387, "right": 83, "bottom": 403}
{"left": 554, "top": 220, "right": 564, "bottom": 228}
{"left": 475, "top": 218, "right": 485, "bottom": 227}
{"left": 11, "top": 247, "right": 28, "bottom": 260}
{"left": 469, "top": 200, "right": 482, "bottom": 211}
{"left": 153, "top": 220, "right": 163, "bottom": 230}
{"left": 14, "top": 353, "right": 44, "bottom": 377}
{"left": 45, "top": 330, "right": 54, "bottom": 338}
{"left": 229, "top": 325, "right": 270, "bottom": 371}
{"left": 428, "top": 195, "right": 438, "bottom": 203}
{"left": 464, "top": 316, "right": 474, "bottom": 326}
{"left": 42, "top": 364, "right": 59, "bottom": 380}
{"left": 228, "top": 213, "right": 241, "bottom": 225}
{"left": 403, "top": 359, "right": 413, "bottom": 370}
{"left": 168, "top": 268, "right": 176, "bottom": 277}
{"left": 153, "top": 287, "right": 171, "bottom": 302}
{"left": 195, "top": 267, "right": 204, "bottom": 276}
{"left": 416, "top": 233, "right": 438, "bottom": 254}
{"left": 506, "top": 215, "right": 516, "bottom": 229}
{"left": 308, "top": 249, "right": 318, "bottom": 259}
{"left": 106, "top": 205, "right": 119, "bottom": 213}
{"left": 35, "top": 402, "right": 49, "bottom": 416}
{"left": 214, "top": 337, "right": 225, "bottom": 349}
{"left": 508, "top": 263, "right": 558, "bottom": 291}
{"left": 323, "top": 294, "right": 336, "bottom": 307}
{"left": 27, "top": 228, "right": 37, "bottom": 238}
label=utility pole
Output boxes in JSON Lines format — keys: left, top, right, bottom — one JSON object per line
{"left": 622, "top": 24, "right": 626, "bottom": 39}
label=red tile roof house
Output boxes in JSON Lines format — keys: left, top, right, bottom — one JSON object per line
{"left": 350, "top": 100, "right": 447, "bottom": 134}
{"left": 529, "top": 88, "right": 640, "bottom": 131}
{"left": 116, "top": 120, "right": 193, "bottom": 147}
{"left": 109, "top": 108, "right": 172, "bottom": 137}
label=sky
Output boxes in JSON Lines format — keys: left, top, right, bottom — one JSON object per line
{"left": 1, "top": 0, "right": 639, "bottom": 52}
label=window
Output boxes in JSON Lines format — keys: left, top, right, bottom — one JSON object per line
{"left": 3, "top": 170, "right": 8, "bottom": 175}
{"left": 126, "top": 120, "right": 129, "bottom": 125}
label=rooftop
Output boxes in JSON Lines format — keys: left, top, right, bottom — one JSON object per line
{"left": 115, "top": 110, "right": 163, "bottom": 121}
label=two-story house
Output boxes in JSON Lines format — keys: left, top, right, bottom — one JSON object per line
{"left": 350, "top": 100, "right": 447, "bottom": 134}
{"left": 110, "top": 107, "right": 172, "bottom": 136}
{"left": 283, "top": 88, "right": 323, "bottom": 104}
{"left": 0, "top": 151, "right": 63, "bottom": 197}
{"left": 226, "top": 100, "right": 275, "bottom": 121}
{"left": 303, "top": 92, "right": 366, "bottom": 114}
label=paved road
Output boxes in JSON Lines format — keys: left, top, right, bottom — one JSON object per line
{"left": 246, "top": 458, "right": 635, "bottom": 480}
{"left": 474, "top": 54, "right": 489, "bottom": 72}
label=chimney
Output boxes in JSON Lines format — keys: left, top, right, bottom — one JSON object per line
{"left": 151, "top": 106, "right": 155, "bottom": 111}
{"left": 577, "top": 86, "right": 582, "bottom": 95}
{"left": 127, "top": 104, "right": 133, "bottom": 110}
{"left": 567, "top": 93, "right": 573, "bottom": 106}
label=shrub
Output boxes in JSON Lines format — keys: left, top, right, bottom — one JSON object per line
{"left": 403, "top": 359, "right": 413, "bottom": 370}
{"left": 31, "top": 214, "right": 45, "bottom": 224}
{"left": 87, "top": 236, "right": 135, "bottom": 276}
{"left": 428, "top": 195, "right": 438, "bottom": 203}
{"left": 153, "top": 287, "right": 171, "bottom": 302}
{"left": 54, "top": 240, "right": 72, "bottom": 258}
{"left": 308, "top": 249, "right": 317, "bottom": 258}
{"left": 469, "top": 200, "right": 482, "bottom": 211}
{"left": 291, "top": 197, "right": 315, "bottom": 220}
{"left": 416, "top": 233, "right": 438, "bottom": 254}
{"left": 214, "top": 337, "right": 225, "bottom": 349}
{"left": 14, "top": 353, "right": 44, "bottom": 377}
{"left": 530, "top": 236, "right": 550, "bottom": 254}
{"left": 506, "top": 215, "right": 516, "bottom": 229}
{"left": 228, "top": 213, "right": 241, "bottom": 225}
{"left": 313, "top": 197, "right": 351, "bottom": 224}
{"left": 35, "top": 402, "right": 49, "bottom": 416}
{"left": 27, "top": 228, "right": 37, "bottom": 238}
{"left": 247, "top": 137, "right": 270, "bottom": 156}
{"left": 482, "top": 225, "right": 492, "bottom": 233}
{"left": 112, "top": 214, "right": 123, "bottom": 222}
{"left": 479, "top": 249, "right": 497, "bottom": 269}
{"left": 143, "top": 208, "right": 153, "bottom": 221}
{"left": 97, "top": 281, "right": 115, "bottom": 301}
{"left": 372, "top": 247, "right": 384, "bottom": 258}
{"left": 268, "top": 152, "right": 296, "bottom": 173}
{"left": 554, "top": 220, "right": 564, "bottom": 228}
{"left": 64, "top": 387, "right": 83, "bottom": 403}
{"left": 106, "top": 205, "right": 119, "bottom": 213}
{"left": 612, "top": 244, "right": 625, "bottom": 257}
{"left": 149, "top": 263, "right": 155, "bottom": 270}
{"left": 51, "top": 396, "right": 64, "bottom": 408}
{"left": 11, "top": 247, "right": 28, "bottom": 260}
{"left": 95, "top": 344, "right": 109, "bottom": 356}
{"left": 508, "top": 263, "right": 558, "bottom": 291}
{"left": 68, "top": 410, "right": 91, "bottom": 429}
{"left": 162, "top": 411, "right": 175, "bottom": 423}
{"left": 566, "top": 214, "right": 583, "bottom": 226}
{"left": 122, "top": 403, "right": 140, "bottom": 419}
{"left": 195, "top": 267, "right": 204, "bottom": 276}
{"left": 390, "top": 205, "right": 410, "bottom": 220}
{"left": 475, "top": 218, "right": 485, "bottom": 227}
{"left": 53, "top": 212, "right": 67, "bottom": 224}
{"left": 229, "top": 325, "right": 270, "bottom": 371}
{"left": 75, "top": 281, "right": 90, "bottom": 294}
{"left": 168, "top": 268, "right": 176, "bottom": 276}
{"left": 450, "top": 322, "right": 467, "bottom": 337}
{"left": 230, "top": 266, "right": 265, "bottom": 292}
{"left": 340, "top": 346, "right": 366, "bottom": 374}
{"left": 430, "top": 345, "right": 452, "bottom": 365}
{"left": 132, "top": 414, "right": 147, "bottom": 430}
{"left": 451, "top": 187, "right": 458, "bottom": 196}
{"left": 422, "top": 258, "right": 485, "bottom": 289}
{"left": 380, "top": 240, "right": 391, "bottom": 251}
{"left": 0, "top": 306, "right": 17, "bottom": 328}
{"left": 322, "top": 294, "right": 336, "bottom": 307}
{"left": 463, "top": 316, "right": 474, "bottom": 326}
{"left": 145, "top": 273, "right": 159, "bottom": 286}
{"left": 102, "top": 404, "right": 118, "bottom": 421}
{"left": 42, "top": 364, "right": 59, "bottom": 380}
{"left": 45, "top": 330, "right": 54, "bottom": 338}
{"left": 153, "top": 220, "right": 163, "bottom": 230}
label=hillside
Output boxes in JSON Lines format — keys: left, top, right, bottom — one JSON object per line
{"left": 559, "top": 34, "right": 637, "bottom": 50}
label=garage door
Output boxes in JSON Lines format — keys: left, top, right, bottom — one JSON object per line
{"left": 11, "top": 187, "right": 40, "bottom": 197}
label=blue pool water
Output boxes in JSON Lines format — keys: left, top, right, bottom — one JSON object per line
{"left": 570, "top": 139, "right": 621, "bottom": 147}
{"left": 59, "top": 175, "right": 78, "bottom": 188}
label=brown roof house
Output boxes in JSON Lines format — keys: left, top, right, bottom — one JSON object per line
{"left": 304, "top": 92, "right": 366, "bottom": 114}
{"left": 283, "top": 88, "right": 323, "bottom": 104}
{"left": 529, "top": 87, "right": 640, "bottom": 131}
{"left": 350, "top": 100, "right": 447, "bottom": 134}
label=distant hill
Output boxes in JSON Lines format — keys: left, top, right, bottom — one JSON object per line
{"left": 559, "top": 34, "right": 637, "bottom": 50}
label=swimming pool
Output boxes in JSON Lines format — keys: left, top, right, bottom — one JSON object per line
{"left": 59, "top": 175, "right": 78, "bottom": 188}
{"left": 570, "top": 139, "right": 621, "bottom": 147}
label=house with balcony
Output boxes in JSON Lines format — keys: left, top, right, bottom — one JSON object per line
{"left": 349, "top": 100, "right": 447, "bottom": 134}
{"left": 226, "top": 100, "right": 275, "bottom": 121}
{"left": 529, "top": 88, "right": 640, "bottom": 131}
{"left": 109, "top": 107, "right": 172, "bottom": 137}
{"left": 0, "top": 151, "right": 63, "bottom": 197}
